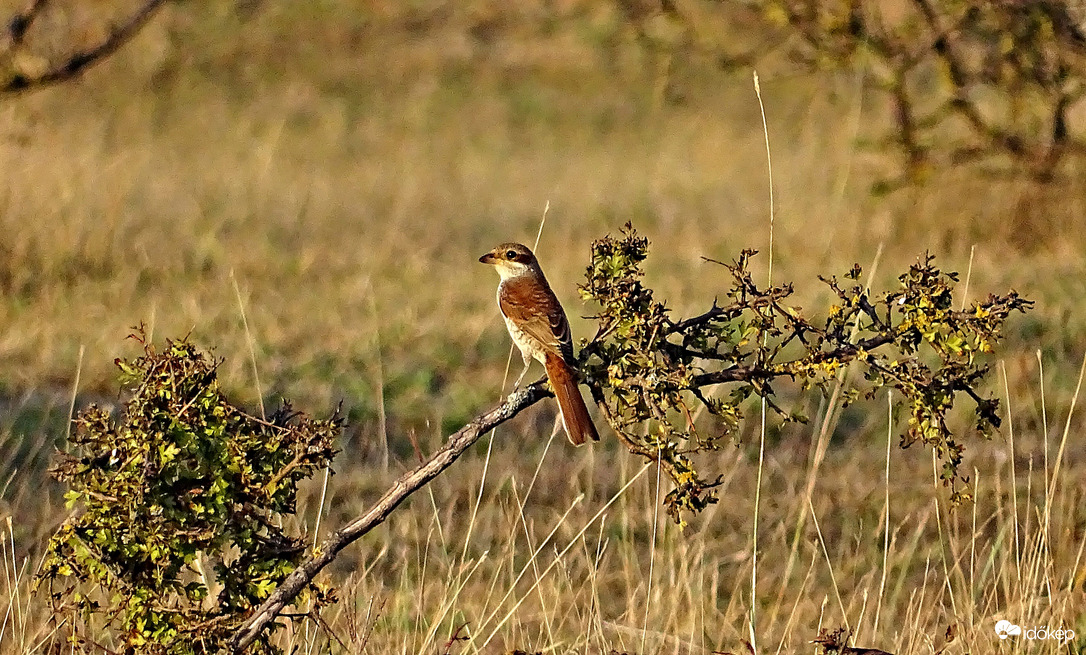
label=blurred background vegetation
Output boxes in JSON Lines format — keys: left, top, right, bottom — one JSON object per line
{"left": 0, "top": 1, "right": 1083, "bottom": 653}
{"left": 0, "top": 0, "right": 1081, "bottom": 427}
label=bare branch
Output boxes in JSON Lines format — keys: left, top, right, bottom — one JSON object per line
{"left": 689, "top": 333, "right": 895, "bottom": 387}
{"left": 228, "top": 382, "right": 552, "bottom": 651}
{"left": 3, "top": 0, "right": 51, "bottom": 50}
{"left": 2, "top": 0, "right": 168, "bottom": 94}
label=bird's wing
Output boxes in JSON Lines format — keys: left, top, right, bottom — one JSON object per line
{"left": 499, "top": 278, "right": 573, "bottom": 361}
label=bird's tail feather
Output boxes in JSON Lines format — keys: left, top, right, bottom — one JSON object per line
{"left": 544, "top": 352, "right": 600, "bottom": 446}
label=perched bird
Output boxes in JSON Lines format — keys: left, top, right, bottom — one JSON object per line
{"left": 479, "top": 242, "right": 600, "bottom": 446}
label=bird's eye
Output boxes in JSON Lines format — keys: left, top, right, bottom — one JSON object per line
{"left": 506, "top": 250, "right": 518, "bottom": 260}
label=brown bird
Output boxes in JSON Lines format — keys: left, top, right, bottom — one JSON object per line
{"left": 479, "top": 242, "right": 600, "bottom": 446}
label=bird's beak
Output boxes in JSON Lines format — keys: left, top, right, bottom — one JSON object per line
{"left": 479, "top": 252, "right": 495, "bottom": 264}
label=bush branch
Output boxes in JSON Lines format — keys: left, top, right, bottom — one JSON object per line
{"left": 228, "top": 382, "right": 551, "bottom": 651}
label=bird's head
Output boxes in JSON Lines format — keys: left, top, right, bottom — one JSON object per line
{"left": 479, "top": 242, "right": 539, "bottom": 280}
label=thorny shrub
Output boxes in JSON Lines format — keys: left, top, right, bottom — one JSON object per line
{"left": 38, "top": 329, "right": 341, "bottom": 654}
{"left": 579, "top": 224, "right": 1031, "bottom": 525}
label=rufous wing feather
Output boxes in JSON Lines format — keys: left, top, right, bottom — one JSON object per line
{"left": 543, "top": 352, "right": 600, "bottom": 446}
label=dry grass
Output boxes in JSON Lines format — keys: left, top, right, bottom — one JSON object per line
{"left": 0, "top": 2, "right": 1083, "bottom": 653}
{"left": 2, "top": 388, "right": 1084, "bottom": 654}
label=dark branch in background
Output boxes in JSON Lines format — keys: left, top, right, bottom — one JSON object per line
{"left": 622, "top": 0, "right": 1086, "bottom": 185}
{"left": 5, "top": 0, "right": 50, "bottom": 47}
{"left": 229, "top": 383, "right": 552, "bottom": 651}
{"left": 1, "top": 0, "right": 168, "bottom": 94}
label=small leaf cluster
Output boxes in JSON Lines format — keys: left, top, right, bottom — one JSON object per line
{"left": 579, "top": 225, "right": 1031, "bottom": 525}
{"left": 39, "top": 329, "right": 341, "bottom": 654}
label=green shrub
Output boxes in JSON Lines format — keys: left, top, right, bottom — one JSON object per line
{"left": 38, "top": 329, "right": 340, "bottom": 654}
{"left": 579, "top": 225, "right": 1031, "bottom": 524}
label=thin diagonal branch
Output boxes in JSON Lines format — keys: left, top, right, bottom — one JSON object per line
{"left": 228, "top": 382, "right": 552, "bottom": 652}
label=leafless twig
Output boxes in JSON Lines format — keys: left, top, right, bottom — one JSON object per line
{"left": 228, "top": 382, "right": 551, "bottom": 651}
{"left": 2, "top": 0, "right": 168, "bottom": 94}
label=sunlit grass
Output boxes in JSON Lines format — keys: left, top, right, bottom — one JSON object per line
{"left": 0, "top": 2, "right": 1084, "bottom": 653}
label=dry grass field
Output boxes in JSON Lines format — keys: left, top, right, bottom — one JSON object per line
{"left": 0, "top": 2, "right": 1083, "bottom": 653}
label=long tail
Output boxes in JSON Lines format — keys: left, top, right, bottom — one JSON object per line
{"left": 544, "top": 352, "right": 600, "bottom": 446}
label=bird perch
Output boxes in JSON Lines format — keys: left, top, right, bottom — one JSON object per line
{"left": 228, "top": 383, "right": 551, "bottom": 651}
